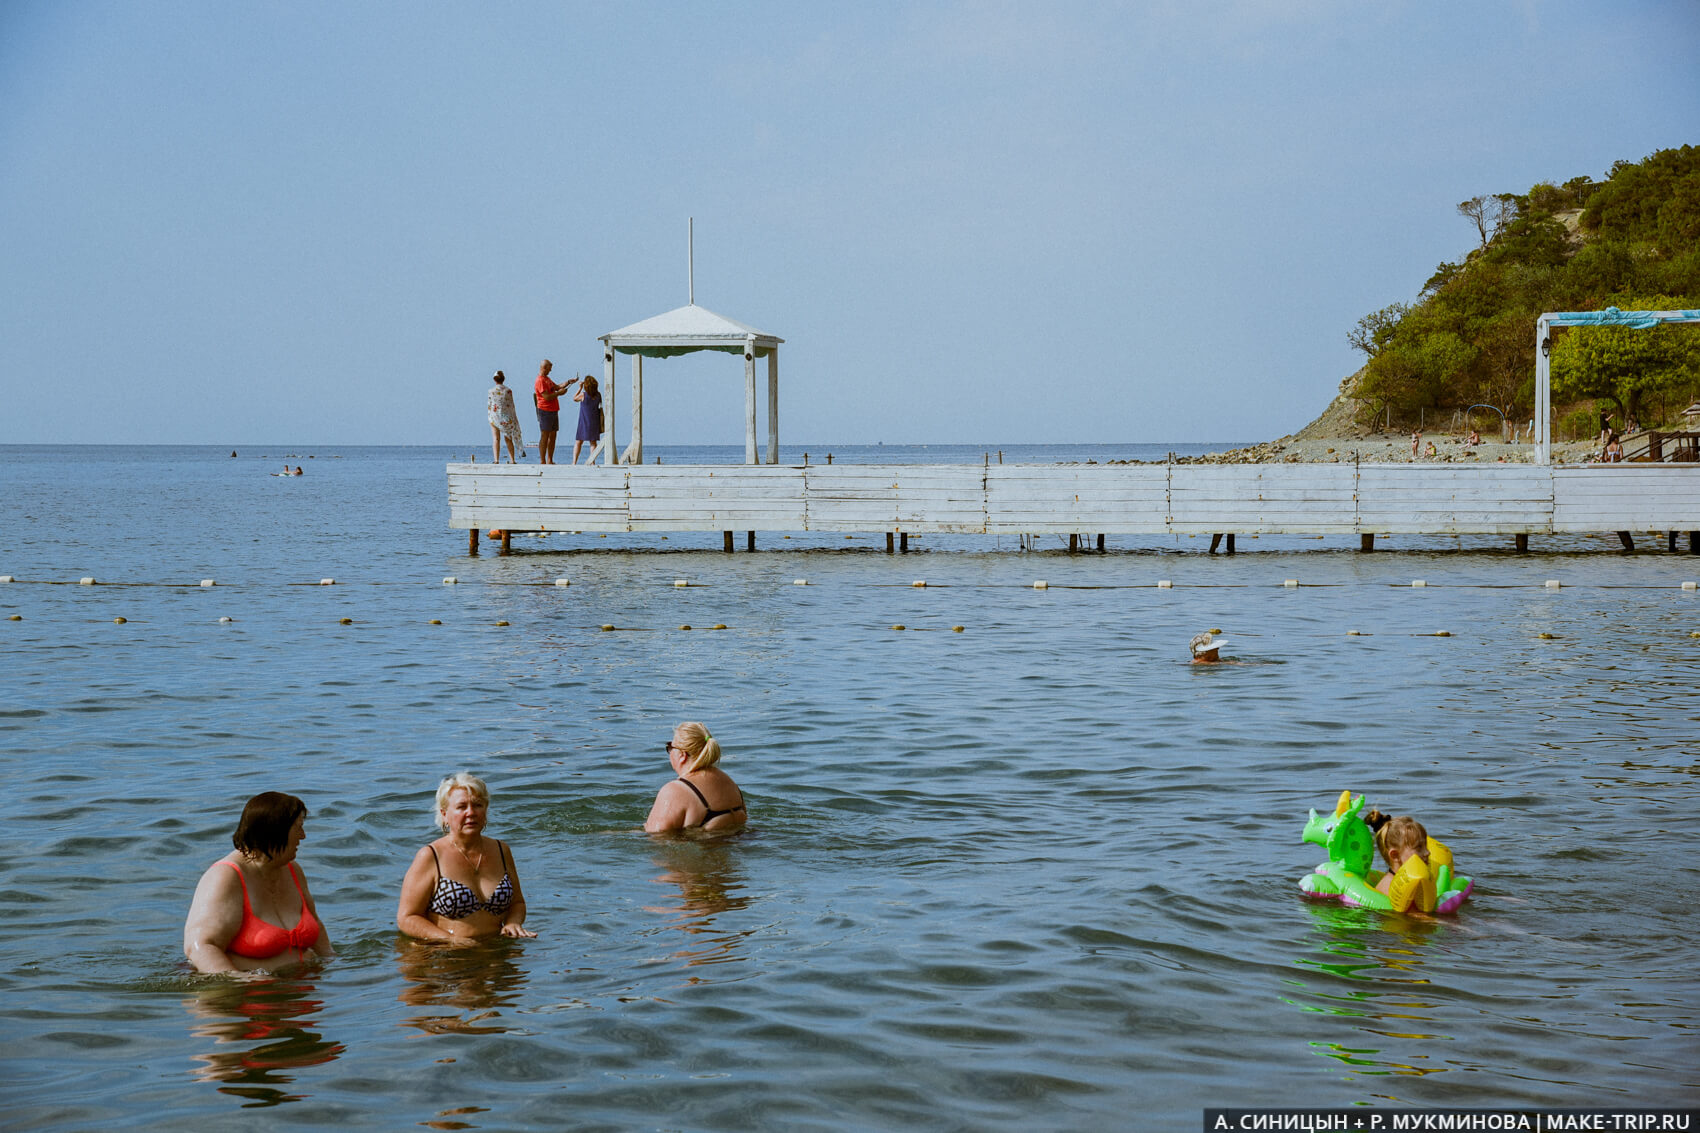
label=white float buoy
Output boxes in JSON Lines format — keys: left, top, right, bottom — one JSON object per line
{"left": 1683, "top": 581, "right": 1698, "bottom": 591}
{"left": 319, "top": 578, "right": 335, "bottom": 586}
{"left": 79, "top": 577, "right": 97, "bottom": 586}
{"left": 1411, "top": 580, "right": 1427, "bottom": 588}
{"left": 0, "top": 576, "right": 13, "bottom": 583}
{"left": 1033, "top": 581, "right": 1048, "bottom": 589}
{"left": 911, "top": 580, "right": 926, "bottom": 588}
{"left": 200, "top": 579, "right": 215, "bottom": 587}
{"left": 793, "top": 579, "right": 808, "bottom": 585}
{"left": 218, "top": 616, "right": 233, "bottom": 623}
{"left": 674, "top": 579, "right": 688, "bottom": 587}
{"left": 443, "top": 577, "right": 458, "bottom": 585}
{"left": 1283, "top": 579, "right": 1298, "bottom": 588}
{"left": 1156, "top": 580, "right": 1172, "bottom": 589}
{"left": 554, "top": 578, "right": 571, "bottom": 587}
{"left": 1544, "top": 580, "right": 1561, "bottom": 589}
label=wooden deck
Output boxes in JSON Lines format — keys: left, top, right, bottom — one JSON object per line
{"left": 447, "top": 462, "right": 1700, "bottom": 543}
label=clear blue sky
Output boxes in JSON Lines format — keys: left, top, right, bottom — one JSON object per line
{"left": 3, "top": 2, "right": 1696, "bottom": 447}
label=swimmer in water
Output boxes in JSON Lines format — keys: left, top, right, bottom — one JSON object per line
{"left": 1189, "top": 631, "right": 1231, "bottom": 664}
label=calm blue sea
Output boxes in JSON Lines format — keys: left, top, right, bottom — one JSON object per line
{"left": 2, "top": 445, "right": 1698, "bottom": 1130}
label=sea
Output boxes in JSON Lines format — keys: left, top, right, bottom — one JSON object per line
{"left": 2, "top": 443, "right": 1697, "bottom": 1130}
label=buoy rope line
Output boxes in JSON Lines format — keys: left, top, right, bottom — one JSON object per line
{"left": 11, "top": 613, "right": 1693, "bottom": 642}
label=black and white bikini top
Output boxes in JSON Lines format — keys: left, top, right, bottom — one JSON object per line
{"left": 427, "top": 841, "right": 514, "bottom": 919}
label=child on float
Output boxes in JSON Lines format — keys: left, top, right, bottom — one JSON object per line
{"left": 1361, "top": 810, "right": 1458, "bottom": 914}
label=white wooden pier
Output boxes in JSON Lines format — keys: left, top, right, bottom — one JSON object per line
{"left": 447, "top": 462, "right": 1700, "bottom": 552}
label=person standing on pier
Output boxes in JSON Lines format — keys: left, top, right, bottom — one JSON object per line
{"left": 571, "top": 374, "right": 603, "bottom": 465}
{"left": 533, "top": 360, "right": 576, "bottom": 465}
{"left": 487, "top": 370, "right": 524, "bottom": 464}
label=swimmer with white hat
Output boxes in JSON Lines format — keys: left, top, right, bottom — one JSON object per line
{"left": 1189, "top": 631, "right": 1231, "bottom": 664}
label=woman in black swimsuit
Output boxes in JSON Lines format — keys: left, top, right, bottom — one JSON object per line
{"left": 397, "top": 772, "right": 536, "bottom": 941}
{"left": 644, "top": 722, "right": 747, "bottom": 834}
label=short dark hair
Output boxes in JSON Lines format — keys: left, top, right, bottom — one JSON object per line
{"left": 232, "top": 792, "right": 306, "bottom": 858}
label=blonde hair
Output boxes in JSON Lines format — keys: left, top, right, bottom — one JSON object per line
{"left": 434, "top": 771, "right": 489, "bottom": 830}
{"left": 1375, "top": 815, "right": 1429, "bottom": 868}
{"left": 673, "top": 721, "right": 722, "bottom": 772}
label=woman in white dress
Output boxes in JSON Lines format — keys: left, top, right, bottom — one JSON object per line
{"left": 487, "top": 371, "right": 524, "bottom": 463}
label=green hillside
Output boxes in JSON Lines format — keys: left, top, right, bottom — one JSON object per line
{"left": 1346, "top": 145, "right": 1700, "bottom": 439}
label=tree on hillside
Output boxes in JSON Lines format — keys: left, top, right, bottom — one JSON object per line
{"left": 1457, "top": 194, "right": 1521, "bottom": 249}
{"left": 1347, "top": 303, "right": 1410, "bottom": 358}
{"left": 1550, "top": 296, "right": 1700, "bottom": 425}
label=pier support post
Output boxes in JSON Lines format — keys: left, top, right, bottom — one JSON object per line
{"left": 499, "top": 530, "right": 511, "bottom": 556}
{"left": 747, "top": 531, "right": 755, "bottom": 552}
{"left": 1690, "top": 531, "right": 1699, "bottom": 555}
{"left": 886, "top": 532, "right": 894, "bottom": 554}
{"left": 1360, "top": 534, "right": 1375, "bottom": 552}
{"left": 900, "top": 533, "right": 908, "bottom": 553}
{"left": 1226, "top": 534, "right": 1236, "bottom": 554}
{"left": 469, "top": 528, "right": 479, "bottom": 556}
{"left": 1516, "top": 534, "right": 1529, "bottom": 553}
{"left": 1617, "top": 530, "right": 1636, "bottom": 552}
{"left": 1668, "top": 530, "right": 1677, "bottom": 552}
{"left": 1069, "top": 534, "right": 1079, "bottom": 553}
{"left": 1209, "top": 534, "right": 1222, "bottom": 554}
{"left": 1096, "top": 534, "right": 1105, "bottom": 553}
{"left": 723, "top": 530, "right": 734, "bottom": 553}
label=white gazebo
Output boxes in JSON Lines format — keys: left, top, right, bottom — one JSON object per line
{"left": 1535, "top": 307, "right": 1700, "bottom": 464}
{"left": 597, "top": 303, "right": 784, "bottom": 466}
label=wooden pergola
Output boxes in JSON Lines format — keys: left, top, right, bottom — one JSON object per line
{"left": 597, "top": 303, "right": 784, "bottom": 466}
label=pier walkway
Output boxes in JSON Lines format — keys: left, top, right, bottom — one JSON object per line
{"left": 447, "top": 462, "right": 1699, "bottom": 552}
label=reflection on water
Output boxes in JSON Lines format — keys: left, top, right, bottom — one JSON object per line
{"left": 644, "top": 836, "right": 755, "bottom": 976}
{"left": 1289, "top": 905, "right": 1449, "bottom": 1080}
{"left": 394, "top": 937, "right": 529, "bottom": 1035}
{"left": 184, "top": 976, "right": 344, "bottom": 1107}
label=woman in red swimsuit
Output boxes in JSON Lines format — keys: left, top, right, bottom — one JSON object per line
{"left": 183, "top": 792, "right": 334, "bottom": 973}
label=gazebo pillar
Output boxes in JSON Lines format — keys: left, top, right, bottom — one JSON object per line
{"left": 631, "top": 354, "right": 644, "bottom": 465}
{"left": 744, "top": 336, "right": 758, "bottom": 465}
{"left": 1535, "top": 317, "right": 1551, "bottom": 466}
{"left": 603, "top": 348, "right": 617, "bottom": 465}
{"left": 766, "top": 349, "right": 778, "bottom": 464}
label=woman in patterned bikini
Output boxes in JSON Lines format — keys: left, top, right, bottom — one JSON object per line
{"left": 397, "top": 772, "right": 536, "bottom": 941}
{"left": 184, "top": 791, "right": 334, "bottom": 973}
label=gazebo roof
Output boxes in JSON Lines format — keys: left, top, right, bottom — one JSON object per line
{"left": 600, "top": 303, "right": 783, "bottom": 359}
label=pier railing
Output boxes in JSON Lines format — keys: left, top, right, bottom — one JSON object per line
{"left": 447, "top": 462, "right": 1699, "bottom": 537}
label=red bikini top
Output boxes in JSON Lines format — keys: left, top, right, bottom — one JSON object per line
{"left": 223, "top": 860, "right": 322, "bottom": 959}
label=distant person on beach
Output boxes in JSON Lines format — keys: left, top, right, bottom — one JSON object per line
{"left": 1467, "top": 429, "right": 1480, "bottom": 447}
{"left": 533, "top": 360, "right": 577, "bottom": 465}
{"left": 1424, "top": 441, "right": 1437, "bottom": 458}
{"left": 646, "top": 722, "right": 747, "bottom": 834}
{"left": 571, "top": 374, "right": 603, "bottom": 465}
{"left": 1189, "top": 632, "right": 1231, "bottom": 664}
{"left": 183, "top": 791, "right": 334, "bottom": 973}
{"left": 487, "top": 371, "right": 524, "bottom": 464}
{"left": 1410, "top": 431, "right": 1421, "bottom": 459}
{"left": 1603, "top": 435, "right": 1624, "bottom": 462}
{"left": 398, "top": 772, "right": 536, "bottom": 942}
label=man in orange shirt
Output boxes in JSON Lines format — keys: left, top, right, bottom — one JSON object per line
{"left": 532, "top": 359, "right": 578, "bottom": 465}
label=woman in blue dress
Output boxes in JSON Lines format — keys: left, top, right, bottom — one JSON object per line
{"left": 571, "top": 374, "right": 602, "bottom": 465}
